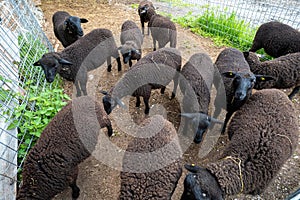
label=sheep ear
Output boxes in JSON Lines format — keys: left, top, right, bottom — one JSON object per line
{"left": 184, "top": 164, "right": 201, "bottom": 173}
{"left": 58, "top": 58, "right": 73, "bottom": 65}
{"left": 33, "top": 60, "right": 41, "bottom": 66}
{"left": 114, "top": 97, "right": 127, "bottom": 109}
{"left": 222, "top": 71, "right": 236, "bottom": 78}
{"left": 179, "top": 113, "right": 198, "bottom": 119}
{"left": 209, "top": 117, "right": 223, "bottom": 124}
{"left": 80, "top": 18, "right": 88, "bottom": 23}
{"left": 100, "top": 90, "right": 109, "bottom": 95}
{"left": 243, "top": 51, "right": 249, "bottom": 58}
{"left": 255, "top": 75, "right": 275, "bottom": 82}
{"left": 117, "top": 46, "right": 123, "bottom": 51}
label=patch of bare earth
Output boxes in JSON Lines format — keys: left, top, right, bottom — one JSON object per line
{"left": 36, "top": 1, "right": 300, "bottom": 199}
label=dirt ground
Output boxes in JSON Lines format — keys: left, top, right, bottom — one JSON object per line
{"left": 36, "top": 0, "right": 300, "bottom": 199}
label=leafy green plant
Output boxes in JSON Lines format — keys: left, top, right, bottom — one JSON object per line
{"left": 7, "top": 83, "right": 70, "bottom": 163}
{"left": 2, "top": 33, "right": 70, "bottom": 180}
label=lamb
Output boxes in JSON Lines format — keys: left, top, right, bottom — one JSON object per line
{"left": 119, "top": 114, "right": 182, "bottom": 200}
{"left": 249, "top": 21, "right": 300, "bottom": 58}
{"left": 179, "top": 53, "right": 223, "bottom": 143}
{"left": 181, "top": 89, "right": 299, "bottom": 199}
{"left": 213, "top": 47, "right": 273, "bottom": 133}
{"left": 138, "top": 0, "right": 155, "bottom": 35}
{"left": 34, "top": 28, "right": 122, "bottom": 97}
{"left": 118, "top": 20, "right": 143, "bottom": 67}
{"left": 149, "top": 11, "right": 177, "bottom": 51}
{"left": 244, "top": 51, "right": 300, "bottom": 99}
{"left": 101, "top": 47, "right": 181, "bottom": 115}
{"left": 17, "top": 96, "right": 113, "bottom": 200}
{"left": 52, "top": 11, "right": 88, "bottom": 48}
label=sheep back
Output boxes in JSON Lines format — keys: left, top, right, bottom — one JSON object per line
{"left": 180, "top": 53, "right": 215, "bottom": 114}
{"left": 52, "top": 11, "right": 88, "bottom": 48}
{"left": 17, "top": 96, "right": 111, "bottom": 199}
{"left": 245, "top": 51, "right": 300, "bottom": 90}
{"left": 119, "top": 115, "right": 182, "bottom": 199}
{"left": 112, "top": 47, "right": 181, "bottom": 99}
{"left": 215, "top": 48, "right": 254, "bottom": 112}
{"left": 250, "top": 21, "right": 300, "bottom": 58}
{"left": 149, "top": 14, "right": 177, "bottom": 48}
{"left": 120, "top": 20, "right": 143, "bottom": 48}
{"left": 207, "top": 89, "right": 298, "bottom": 195}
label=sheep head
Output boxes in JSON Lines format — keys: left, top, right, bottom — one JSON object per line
{"left": 180, "top": 113, "right": 223, "bottom": 144}
{"left": 63, "top": 16, "right": 88, "bottom": 37}
{"left": 100, "top": 90, "right": 126, "bottom": 115}
{"left": 181, "top": 164, "right": 224, "bottom": 200}
{"left": 118, "top": 41, "right": 141, "bottom": 64}
{"left": 33, "top": 53, "right": 72, "bottom": 83}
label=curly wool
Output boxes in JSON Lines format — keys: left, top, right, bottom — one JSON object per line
{"left": 250, "top": 21, "right": 300, "bottom": 58}
{"left": 207, "top": 89, "right": 298, "bottom": 195}
{"left": 244, "top": 51, "right": 300, "bottom": 93}
{"left": 17, "top": 96, "right": 112, "bottom": 200}
{"left": 119, "top": 115, "right": 182, "bottom": 200}
{"left": 149, "top": 13, "right": 177, "bottom": 49}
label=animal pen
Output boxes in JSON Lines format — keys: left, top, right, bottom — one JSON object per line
{"left": 0, "top": 0, "right": 299, "bottom": 199}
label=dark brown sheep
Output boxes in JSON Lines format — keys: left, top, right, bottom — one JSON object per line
{"left": 119, "top": 115, "right": 182, "bottom": 200}
{"left": 182, "top": 89, "right": 298, "bottom": 199}
{"left": 249, "top": 21, "right": 300, "bottom": 58}
{"left": 17, "top": 96, "right": 112, "bottom": 200}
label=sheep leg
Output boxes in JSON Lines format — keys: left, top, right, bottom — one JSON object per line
{"left": 129, "top": 59, "right": 132, "bottom": 67}
{"left": 147, "top": 24, "right": 150, "bottom": 35}
{"left": 107, "top": 56, "right": 112, "bottom": 72}
{"left": 160, "top": 87, "right": 166, "bottom": 94}
{"left": 141, "top": 21, "right": 145, "bottom": 35}
{"left": 288, "top": 86, "right": 300, "bottom": 99}
{"left": 69, "top": 166, "right": 80, "bottom": 200}
{"left": 136, "top": 96, "right": 141, "bottom": 107}
{"left": 171, "top": 72, "right": 179, "bottom": 99}
{"left": 222, "top": 111, "right": 233, "bottom": 135}
{"left": 75, "top": 80, "right": 82, "bottom": 97}
{"left": 107, "top": 124, "right": 113, "bottom": 137}
{"left": 153, "top": 39, "right": 157, "bottom": 51}
{"left": 143, "top": 97, "right": 150, "bottom": 115}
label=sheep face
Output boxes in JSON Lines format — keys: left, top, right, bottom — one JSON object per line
{"left": 180, "top": 113, "right": 223, "bottom": 144}
{"left": 118, "top": 41, "right": 141, "bottom": 64}
{"left": 181, "top": 164, "right": 224, "bottom": 200}
{"left": 64, "top": 16, "right": 88, "bottom": 37}
{"left": 34, "top": 53, "right": 73, "bottom": 83}
{"left": 101, "top": 93, "right": 116, "bottom": 115}
{"left": 222, "top": 71, "right": 256, "bottom": 101}
{"left": 138, "top": 4, "right": 151, "bottom": 16}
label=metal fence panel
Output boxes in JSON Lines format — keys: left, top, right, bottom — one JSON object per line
{"left": 0, "top": 0, "right": 53, "bottom": 198}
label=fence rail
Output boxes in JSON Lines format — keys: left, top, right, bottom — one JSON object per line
{"left": 0, "top": 0, "right": 300, "bottom": 199}
{"left": 0, "top": 0, "right": 53, "bottom": 198}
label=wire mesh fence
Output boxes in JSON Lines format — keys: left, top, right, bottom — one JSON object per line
{"left": 0, "top": 0, "right": 53, "bottom": 198}
{"left": 155, "top": 0, "right": 300, "bottom": 51}
{"left": 0, "top": 0, "right": 299, "bottom": 198}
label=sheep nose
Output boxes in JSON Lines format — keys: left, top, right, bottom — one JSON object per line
{"left": 235, "top": 91, "right": 246, "bottom": 100}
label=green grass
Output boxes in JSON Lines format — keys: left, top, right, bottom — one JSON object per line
{"left": 173, "top": 7, "right": 257, "bottom": 51}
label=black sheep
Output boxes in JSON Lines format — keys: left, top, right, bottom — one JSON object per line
{"left": 182, "top": 89, "right": 299, "bottom": 199}
{"left": 101, "top": 47, "right": 181, "bottom": 115}
{"left": 17, "top": 96, "right": 112, "bottom": 200}
{"left": 34, "top": 28, "right": 122, "bottom": 97}
{"left": 138, "top": 0, "right": 155, "bottom": 35}
{"left": 249, "top": 21, "right": 300, "bottom": 58}
{"left": 52, "top": 11, "right": 88, "bottom": 48}
{"left": 119, "top": 20, "right": 143, "bottom": 67}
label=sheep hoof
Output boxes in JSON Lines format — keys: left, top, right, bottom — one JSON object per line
{"left": 171, "top": 93, "right": 176, "bottom": 99}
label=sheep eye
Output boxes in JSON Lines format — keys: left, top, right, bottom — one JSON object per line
{"left": 202, "top": 192, "right": 207, "bottom": 197}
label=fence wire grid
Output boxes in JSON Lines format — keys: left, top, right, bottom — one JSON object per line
{"left": 0, "top": 0, "right": 53, "bottom": 198}
{"left": 0, "top": 0, "right": 299, "bottom": 199}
